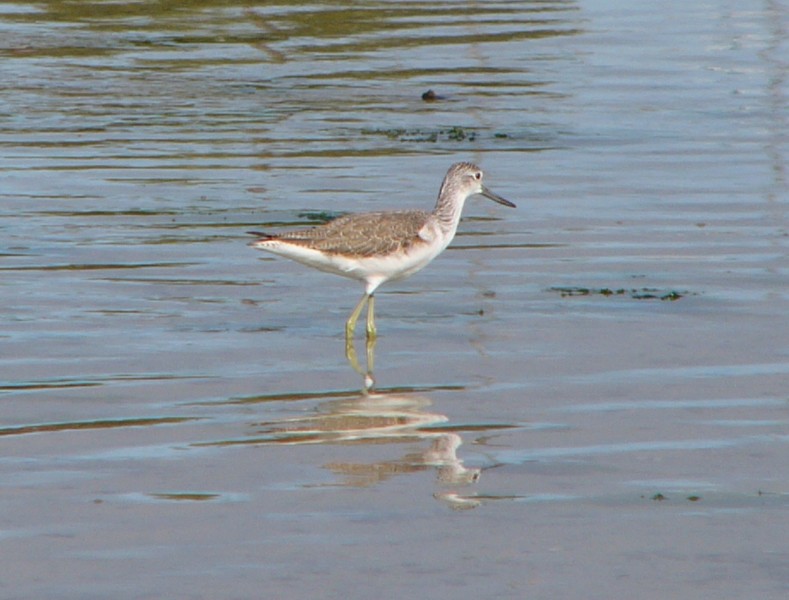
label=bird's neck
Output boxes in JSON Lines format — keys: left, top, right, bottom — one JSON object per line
{"left": 433, "top": 188, "right": 467, "bottom": 235}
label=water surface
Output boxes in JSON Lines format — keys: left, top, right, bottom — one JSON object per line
{"left": 1, "top": 1, "right": 788, "bottom": 598}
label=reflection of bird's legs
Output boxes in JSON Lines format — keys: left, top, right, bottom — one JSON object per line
{"left": 364, "top": 333, "right": 376, "bottom": 390}
{"left": 345, "top": 333, "right": 362, "bottom": 376}
{"left": 345, "top": 321, "right": 376, "bottom": 391}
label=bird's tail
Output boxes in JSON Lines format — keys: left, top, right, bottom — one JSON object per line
{"left": 247, "top": 231, "right": 275, "bottom": 248}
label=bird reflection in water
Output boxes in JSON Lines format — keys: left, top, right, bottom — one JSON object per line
{"left": 255, "top": 387, "right": 482, "bottom": 509}
{"left": 229, "top": 339, "right": 488, "bottom": 508}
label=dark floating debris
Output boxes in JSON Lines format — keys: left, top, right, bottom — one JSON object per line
{"left": 297, "top": 210, "right": 346, "bottom": 223}
{"left": 549, "top": 287, "right": 693, "bottom": 301}
{"left": 446, "top": 126, "right": 470, "bottom": 141}
{"left": 421, "top": 89, "right": 445, "bottom": 101}
{"left": 362, "top": 126, "right": 477, "bottom": 143}
{"left": 641, "top": 492, "right": 702, "bottom": 503}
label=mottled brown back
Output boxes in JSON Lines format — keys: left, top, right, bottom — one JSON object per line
{"left": 268, "top": 210, "right": 432, "bottom": 257}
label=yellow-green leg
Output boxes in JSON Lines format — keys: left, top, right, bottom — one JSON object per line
{"left": 366, "top": 294, "right": 377, "bottom": 339}
{"left": 346, "top": 292, "right": 370, "bottom": 340}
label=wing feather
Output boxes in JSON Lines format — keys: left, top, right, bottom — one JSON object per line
{"left": 270, "top": 211, "right": 431, "bottom": 257}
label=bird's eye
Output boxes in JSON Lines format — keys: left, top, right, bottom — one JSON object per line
{"left": 474, "top": 172, "right": 482, "bottom": 180}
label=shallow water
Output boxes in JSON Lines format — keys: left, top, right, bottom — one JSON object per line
{"left": 1, "top": 0, "right": 788, "bottom": 598}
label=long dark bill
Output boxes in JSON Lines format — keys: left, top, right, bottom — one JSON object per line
{"left": 480, "top": 185, "right": 516, "bottom": 208}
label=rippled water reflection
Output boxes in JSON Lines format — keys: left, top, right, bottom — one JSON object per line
{"left": 1, "top": 0, "right": 788, "bottom": 597}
